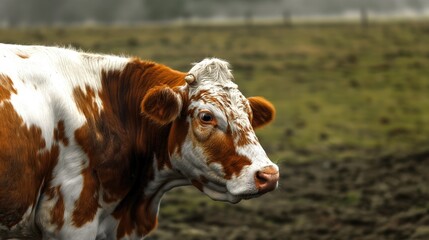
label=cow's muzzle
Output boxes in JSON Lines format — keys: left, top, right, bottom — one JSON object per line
{"left": 254, "top": 165, "right": 279, "bottom": 194}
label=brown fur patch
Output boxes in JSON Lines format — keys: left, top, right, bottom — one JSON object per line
{"left": 113, "top": 194, "right": 158, "bottom": 238}
{"left": 189, "top": 89, "right": 210, "bottom": 104}
{"left": 114, "top": 207, "right": 134, "bottom": 238}
{"left": 53, "top": 120, "right": 69, "bottom": 146}
{"left": 135, "top": 196, "right": 158, "bottom": 237}
{"left": 72, "top": 86, "right": 108, "bottom": 225}
{"left": 233, "top": 125, "right": 257, "bottom": 147}
{"left": 168, "top": 118, "right": 189, "bottom": 157}
{"left": 73, "top": 86, "right": 100, "bottom": 122}
{"left": 73, "top": 83, "right": 131, "bottom": 205}
{"left": 45, "top": 186, "right": 65, "bottom": 230}
{"left": 0, "top": 74, "right": 17, "bottom": 103}
{"left": 72, "top": 168, "right": 100, "bottom": 227}
{"left": 201, "top": 129, "right": 251, "bottom": 180}
{"left": 99, "top": 59, "right": 187, "bottom": 238}
{"left": 112, "top": 170, "right": 157, "bottom": 238}
{"left": 168, "top": 91, "right": 190, "bottom": 157}
{"left": 0, "top": 101, "right": 59, "bottom": 228}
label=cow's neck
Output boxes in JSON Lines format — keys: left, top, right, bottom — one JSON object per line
{"left": 99, "top": 58, "right": 188, "bottom": 237}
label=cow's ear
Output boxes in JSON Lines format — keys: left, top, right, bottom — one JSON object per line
{"left": 141, "top": 85, "right": 183, "bottom": 125}
{"left": 248, "top": 97, "right": 275, "bottom": 129}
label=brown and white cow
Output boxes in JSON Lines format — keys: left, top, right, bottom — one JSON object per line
{"left": 0, "top": 44, "right": 279, "bottom": 239}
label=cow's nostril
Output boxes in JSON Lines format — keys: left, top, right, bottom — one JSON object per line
{"left": 254, "top": 166, "right": 279, "bottom": 194}
{"left": 255, "top": 171, "right": 269, "bottom": 183}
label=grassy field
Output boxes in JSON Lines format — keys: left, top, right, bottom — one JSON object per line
{"left": 1, "top": 22, "right": 429, "bottom": 239}
{"left": 1, "top": 22, "right": 428, "bottom": 164}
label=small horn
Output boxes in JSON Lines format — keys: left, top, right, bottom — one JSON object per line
{"left": 185, "top": 74, "right": 196, "bottom": 85}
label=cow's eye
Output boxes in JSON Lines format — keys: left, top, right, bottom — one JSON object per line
{"left": 199, "top": 112, "right": 214, "bottom": 124}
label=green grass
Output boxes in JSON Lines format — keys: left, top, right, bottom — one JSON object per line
{"left": 2, "top": 22, "right": 429, "bottom": 163}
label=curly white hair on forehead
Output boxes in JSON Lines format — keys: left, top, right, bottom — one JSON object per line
{"left": 188, "top": 58, "right": 235, "bottom": 87}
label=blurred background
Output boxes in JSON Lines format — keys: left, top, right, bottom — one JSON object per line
{"left": 1, "top": 0, "right": 429, "bottom": 26}
{"left": 1, "top": 0, "right": 429, "bottom": 239}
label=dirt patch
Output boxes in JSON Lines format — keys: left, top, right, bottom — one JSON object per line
{"left": 150, "top": 150, "right": 429, "bottom": 240}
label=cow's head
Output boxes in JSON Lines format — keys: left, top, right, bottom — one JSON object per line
{"left": 141, "top": 58, "right": 279, "bottom": 203}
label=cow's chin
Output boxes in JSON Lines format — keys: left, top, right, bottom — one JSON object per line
{"left": 201, "top": 185, "right": 242, "bottom": 203}
{"left": 200, "top": 182, "right": 262, "bottom": 204}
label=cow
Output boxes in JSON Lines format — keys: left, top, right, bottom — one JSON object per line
{"left": 0, "top": 43, "right": 279, "bottom": 240}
